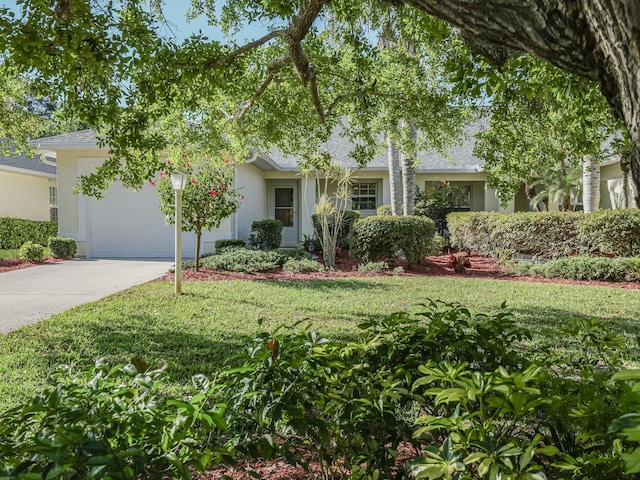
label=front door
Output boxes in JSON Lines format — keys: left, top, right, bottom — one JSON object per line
{"left": 270, "top": 181, "right": 298, "bottom": 247}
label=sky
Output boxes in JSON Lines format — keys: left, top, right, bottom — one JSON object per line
{"left": 3, "top": 0, "right": 265, "bottom": 43}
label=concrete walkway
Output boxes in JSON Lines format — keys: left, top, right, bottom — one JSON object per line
{"left": 0, "top": 258, "right": 173, "bottom": 333}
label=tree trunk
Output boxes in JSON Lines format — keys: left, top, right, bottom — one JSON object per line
{"left": 582, "top": 154, "right": 600, "bottom": 213}
{"left": 387, "top": 134, "right": 402, "bottom": 215}
{"left": 620, "top": 150, "right": 631, "bottom": 209}
{"left": 195, "top": 231, "right": 201, "bottom": 272}
{"left": 401, "top": 123, "right": 417, "bottom": 216}
{"left": 401, "top": 0, "right": 640, "bottom": 204}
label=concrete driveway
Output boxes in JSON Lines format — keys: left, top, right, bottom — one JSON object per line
{"left": 0, "top": 258, "right": 173, "bottom": 334}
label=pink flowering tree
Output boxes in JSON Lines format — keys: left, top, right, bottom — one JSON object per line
{"left": 156, "top": 156, "right": 242, "bottom": 271}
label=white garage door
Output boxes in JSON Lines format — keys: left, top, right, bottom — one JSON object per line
{"left": 87, "top": 182, "right": 196, "bottom": 258}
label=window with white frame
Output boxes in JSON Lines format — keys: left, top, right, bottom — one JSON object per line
{"left": 351, "top": 181, "right": 379, "bottom": 211}
{"left": 49, "top": 186, "right": 58, "bottom": 222}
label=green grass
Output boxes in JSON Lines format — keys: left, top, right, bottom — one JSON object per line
{"left": 1, "top": 276, "right": 639, "bottom": 409}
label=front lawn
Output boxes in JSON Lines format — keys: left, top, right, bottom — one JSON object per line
{"left": 0, "top": 276, "right": 639, "bottom": 409}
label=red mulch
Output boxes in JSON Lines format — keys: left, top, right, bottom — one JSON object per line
{"left": 157, "top": 251, "right": 640, "bottom": 291}
{"left": 0, "top": 256, "right": 62, "bottom": 272}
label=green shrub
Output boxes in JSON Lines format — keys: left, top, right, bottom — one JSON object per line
{"left": 202, "top": 247, "right": 282, "bottom": 272}
{"left": 448, "top": 211, "right": 584, "bottom": 258}
{"left": 449, "top": 210, "right": 640, "bottom": 259}
{"left": 282, "top": 258, "right": 324, "bottom": 273}
{"left": 349, "top": 215, "right": 435, "bottom": 268}
{"left": 0, "top": 359, "right": 228, "bottom": 479}
{"left": 18, "top": 241, "right": 45, "bottom": 262}
{"left": 430, "top": 232, "right": 446, "bottom": 256}
{"left": 581, "top": 209, "right": 640, "bottom": 257}
{"left": 47, "top": 236, "right": 77, "bottom": 258}
{"left": 215, "top": 239, "right": 246, "bottom": 251}
{"left": 540, "top": 256, "right": 640, "bottom": 282}
{"left": 312, "top": 210, "right": 360, "bottom": 249}
{"left": 248, "top": 219, "right": 283, "bottom": 250}
{"left": 0, "top": 217, "right": 58, "bottom": 249}
{"left": 376, "top": 204, "right": 393, "bottom": 216}
{"left": 357, "top": 261, "right": 388, "bottom": 273}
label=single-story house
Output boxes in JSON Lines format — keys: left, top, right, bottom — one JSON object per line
{"left": 33, "top": 124, "right": 634, "bottom": 258}
{"left": 0, "top": 148, "right": 57, "bottom": 222}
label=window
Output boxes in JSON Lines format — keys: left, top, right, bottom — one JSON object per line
{"left": 452, "top": 184, "right": 472, "bottom": 211}
{"left": 352, "top": 181, "right": 378, "bottom": 211}
{"left": 49, "top": 186, "right": 58, "bottom": 222}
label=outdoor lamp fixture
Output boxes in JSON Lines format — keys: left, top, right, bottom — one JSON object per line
{"left": 170, "top": 172, "right": 188, "bottom": 294}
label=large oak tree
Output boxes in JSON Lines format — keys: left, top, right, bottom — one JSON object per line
{"left": 1, "top": 1, "right": 638, "bottom": 202}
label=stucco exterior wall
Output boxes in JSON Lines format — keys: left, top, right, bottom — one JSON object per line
{"left": 235, "top": 163, "right": 269, "bottom": 243}
{"left": 0, "top": 169, "right": 55, "bottom": 221}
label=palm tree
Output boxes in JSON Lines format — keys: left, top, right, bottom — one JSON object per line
{"left": 530, "top": 166, "right": 582, "bottom": 211}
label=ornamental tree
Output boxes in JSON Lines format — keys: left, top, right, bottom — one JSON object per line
{"left": 157, "top": 156, "right": 241, "bottom": 271}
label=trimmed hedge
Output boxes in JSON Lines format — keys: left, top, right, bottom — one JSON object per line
{"left": 248, "top": 219, "right": 283, "bottom": 250}
{"left": 581, "top": 209, "right": 640, "bottom": 257}
{"left": 0, "top": 218, "right": 58, "bottom": 249}
{"left": 447, "top": 211, "right": 583, "bottom": 258}
{"left": 448, "top": 210, "right": 640, "bottom": 258}
{"left": 48, "top": 237, "right": 77, "bottom": 258}
{"left": 312, "top": 210, "right": 360, "bottom": 249}
{"left": 348, "top": 215, "right": 435, "bottom": 268}
{"left": 19, "top": 241, "right": 45, "bottom": 262}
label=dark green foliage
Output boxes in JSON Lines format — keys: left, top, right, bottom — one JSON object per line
{"left": 0, "top": 217, "right": 57, "bottom": 249}
{"left": 311, "top": 210, "right": 360, "bottom": 249}
{"left": 219, "top": 301, "right": 529, "bottom": 479}
{"left": 248, "top": 219, "right": 283, "bottom": 250}
{"left": 414, "top": 180, "right": 462, "bottom": 233}
{"left": 214, "top": 239, "right": 246, "bottom": 251}
{"left": 581, "top": 209, "right": 640, "bottom": 257}
{"left": 47, "top": 236, "right": 77, "bottom": 258}
{"left": 349, "top": 215, "right": 436, "bottom": 268}
{"left": 0, "top": 359, "right": 229, "bottom": 479}
{"left": 18, "top": 241, "right": 45, "bottom": 262}
{"left": 541, "top": 256, "right": 640, "bottom": 281}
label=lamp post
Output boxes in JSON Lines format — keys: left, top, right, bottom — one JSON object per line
{"left": 170, "top": 172, "right": 188, "bottom": 294}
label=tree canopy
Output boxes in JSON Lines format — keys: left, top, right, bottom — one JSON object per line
{"left": 0, "top": 1, "right": 637, "bottom": 201}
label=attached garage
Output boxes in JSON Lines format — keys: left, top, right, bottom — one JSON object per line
{"left": 85, "top": 181, "right": 197, "bottom": 258}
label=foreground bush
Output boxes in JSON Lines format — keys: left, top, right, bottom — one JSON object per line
{"left": 47, "top": 236, "right": 77, "bottom": 258}
{"left": 349, "top": 215, "right": 436, "bottom": 268}
{"left": 2, "top": 302, "right": 640, "bottom": 478}
{"left": 0, "top": 359, "right": 229, "bottom": 479}
{"left": 0, "top": 218, "right": 58, "bottom": 249}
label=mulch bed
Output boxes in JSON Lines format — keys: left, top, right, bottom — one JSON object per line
{"left": 0, "top": 257, "right": 61, "bottom": 273}
{"left": 157, "top": 252, "right": 640, "bottom": 291}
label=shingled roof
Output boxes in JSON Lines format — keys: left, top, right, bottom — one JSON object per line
{"left": 32, "top": 117, "right": 490, "bottom": 174}
{"left": 0, "top": 145, "right": 56, "bottom": 176}
{"left": 264, "top": 116, "right": 489, "bottom": 173}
